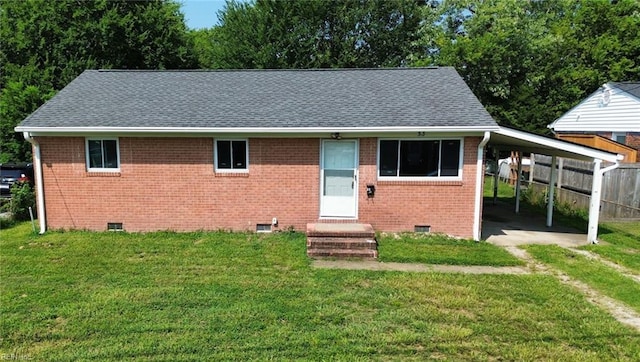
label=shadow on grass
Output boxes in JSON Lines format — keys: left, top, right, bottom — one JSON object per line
{"left": 599, "top": 222, "right": 640, "bottom": 240}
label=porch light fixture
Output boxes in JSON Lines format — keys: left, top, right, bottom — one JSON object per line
{"left": 331, "top": 132, "right": 341, "bottom": 140}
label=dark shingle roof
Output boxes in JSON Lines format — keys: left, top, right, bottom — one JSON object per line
{"left": 611, "top": 82, "right": 640, "bottom": 100}
{"left": 18, "top": 67, "right": 497, "bottom": 130}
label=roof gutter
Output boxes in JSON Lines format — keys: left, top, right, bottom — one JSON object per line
{"left": 15, "top": 125, "right": 500, "bottom": 135}
{"left": 473, "top": 131, "right": 491, "bottom": 241}
{"left": 22, "top": 132, "right": 46, "bottom": 234}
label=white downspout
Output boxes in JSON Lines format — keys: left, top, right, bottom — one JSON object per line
{"left": 473, "top": 131, "right": 491, "bottom": 241}
{"left": 22, "top": 132, "right": 46, "bottom": 234}
{"left": 587, "top": 159, "right": 620, "bottom": 244}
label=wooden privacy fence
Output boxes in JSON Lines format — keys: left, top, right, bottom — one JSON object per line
{"left": 529, "top": 155, "right": 640, "bottom": 220}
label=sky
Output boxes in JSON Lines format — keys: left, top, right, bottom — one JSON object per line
{"left": 180, "top": 0, "right": 227, "bottom": 29}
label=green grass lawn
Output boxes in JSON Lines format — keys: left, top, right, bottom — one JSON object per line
{"left": 483, "top": 175, "right": 516, "bottom": 199}
{"left": 580, "top": 221, "right": 640, "bottom": 273}
{"left": 525, "top": 245, "right": 640, "bottom": 314}
{"left": 602, "top": 221, "right": 640, "bottom": 237}
{"left": 2, "top": 223, "right": 639, "bottom": 360}
{"left": 378, "top": 233, "right": 524, "bottom": 266}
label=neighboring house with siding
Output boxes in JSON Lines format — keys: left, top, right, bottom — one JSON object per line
{"left": 548, "top": 82, "right": 640, "bottom": 162}
{"left": 15, "top": 67, "right": 500, "bottom": 239}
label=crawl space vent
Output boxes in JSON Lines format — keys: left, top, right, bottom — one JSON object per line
{"left": 414, "top": 225, "right": 431, "bottom": 233}
{"left": 256, "top": 224, "right": 272, "bottom": 233}
{"left": 107, "top": 222, "right": 124, "bottom": 231}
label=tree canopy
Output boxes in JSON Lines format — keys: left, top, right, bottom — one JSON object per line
{"left": 2, "top": 0, "right": 639, "bottom": 162}
{"left": 0, "top": 0, "right": 196, "bottom": 162}
{"left": 193, "top": 0, "right": 429, "bottom": 69}
{"left": 419, "top": 0, "right": 640, "bottom": 132}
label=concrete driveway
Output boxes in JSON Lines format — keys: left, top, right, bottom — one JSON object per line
{"left": 482, "top": 200, "right": 590, "bottom": 247}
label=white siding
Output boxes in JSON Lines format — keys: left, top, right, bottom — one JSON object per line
{"left": 549, "top": 85, "right": 640, "bottom": 132}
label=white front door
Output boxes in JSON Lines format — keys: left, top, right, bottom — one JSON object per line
{"left": 320, "top": 140, "right": 358, "bottom": 218}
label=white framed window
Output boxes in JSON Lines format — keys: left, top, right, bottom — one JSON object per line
{"left": 86, "top": 138, "right": 120, "bottom": 172}
{"left": 377, "top": 138, "right": 463, "bottom": 180}
{"left": 611, "top": 132, "right": 626, "bottom": 144}
{"left": 215, "top": 139, "right": 248, "bottom": 172}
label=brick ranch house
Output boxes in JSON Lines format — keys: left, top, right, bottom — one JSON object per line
{"left": 16, "top": 67, "right": 621, "bottom": 242}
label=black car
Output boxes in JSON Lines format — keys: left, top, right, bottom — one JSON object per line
{"left": 0, "top": 163, "right": 33, "bottom": 197}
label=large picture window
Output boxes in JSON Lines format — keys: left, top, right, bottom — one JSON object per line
{"left": 215, "top": 139, "right": 248, "bottom": 172}
{"left": 86, "top": 138, "right": 120, "bottom": 171}
{"left": 378, "top": 139, "right": 462, "bottom": 179}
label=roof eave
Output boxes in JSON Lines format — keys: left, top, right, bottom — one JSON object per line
{"left": 549, "top": 125, "right": 640, "bottom": 132}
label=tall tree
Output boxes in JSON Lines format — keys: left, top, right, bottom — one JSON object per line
{"left": 195, "top": 0, "right": 429, "bottom": 69}
{"left": 0, "top": 0, "right": 197, "bottom": 162}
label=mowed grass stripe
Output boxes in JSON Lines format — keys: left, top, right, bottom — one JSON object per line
{"left": 378, "top": 233, "right": 524, "bottom": 266}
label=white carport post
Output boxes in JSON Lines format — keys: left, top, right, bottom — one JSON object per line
{"left": 493, "top": 158, "right": 499, "bottom": 205}
{"left": 587, "top": 159, "right": 620, "bottom": 243}
{"left": 588, "top": 159, "right": 602, "bottom": 243}
{"left": 546, "top": 155, "right": 557, "bottom": 227}
{"left": 514, "top": 151, "right": 523, "bottom": 213}
{"left": 529, "top": 154, "right": 535, "bottom": 184}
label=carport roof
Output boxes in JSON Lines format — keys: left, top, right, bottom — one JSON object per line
{"left": 489, "top": 127, "right": 622, "bottom": 162}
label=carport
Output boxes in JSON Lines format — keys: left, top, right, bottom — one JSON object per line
{"left": 483, "top": 127, "right": 623, "bottom": 244}
{"left": 482, "top": 198, "right": 590, "bottom": 247}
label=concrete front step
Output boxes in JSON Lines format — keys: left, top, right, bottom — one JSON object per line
{"left": 306, "top": 223, "right": 375, "bottom": 238}
{"left": 307, "top": 237, "right": 377, "bottom": 250}
{"left": 306, "top": 223, "right": 378, "bottom": 259}
{"left": 307, "top": 248, "right": 379, "bottom": 258}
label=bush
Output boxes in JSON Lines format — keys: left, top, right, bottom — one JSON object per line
{"left": 521, "top": 186, "right": 547, "bottom": 208}
{"left": 0, "top": 197, "right": 9, "bottom": 212}
{"left": 10, "top": 182, "right": 35, "bottom": 221}
{"left": 521, "top": 185, "right": 589, "bottom": 231}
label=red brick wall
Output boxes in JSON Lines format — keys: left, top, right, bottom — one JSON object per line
{"left": 626, "top": 133, "right": 640, "bottom": 161}
{"left": 37, "top": 136, "right": 480, "bottom": 237}
{"left": 357, "top": 137, "right": 479, "bottom": 237}
{"left": 627, "top": 133, "right": 640, "bottom": 149}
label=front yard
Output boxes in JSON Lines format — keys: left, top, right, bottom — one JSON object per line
{"left": 1, "top": 223, "right": 639, "bottom": 360}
